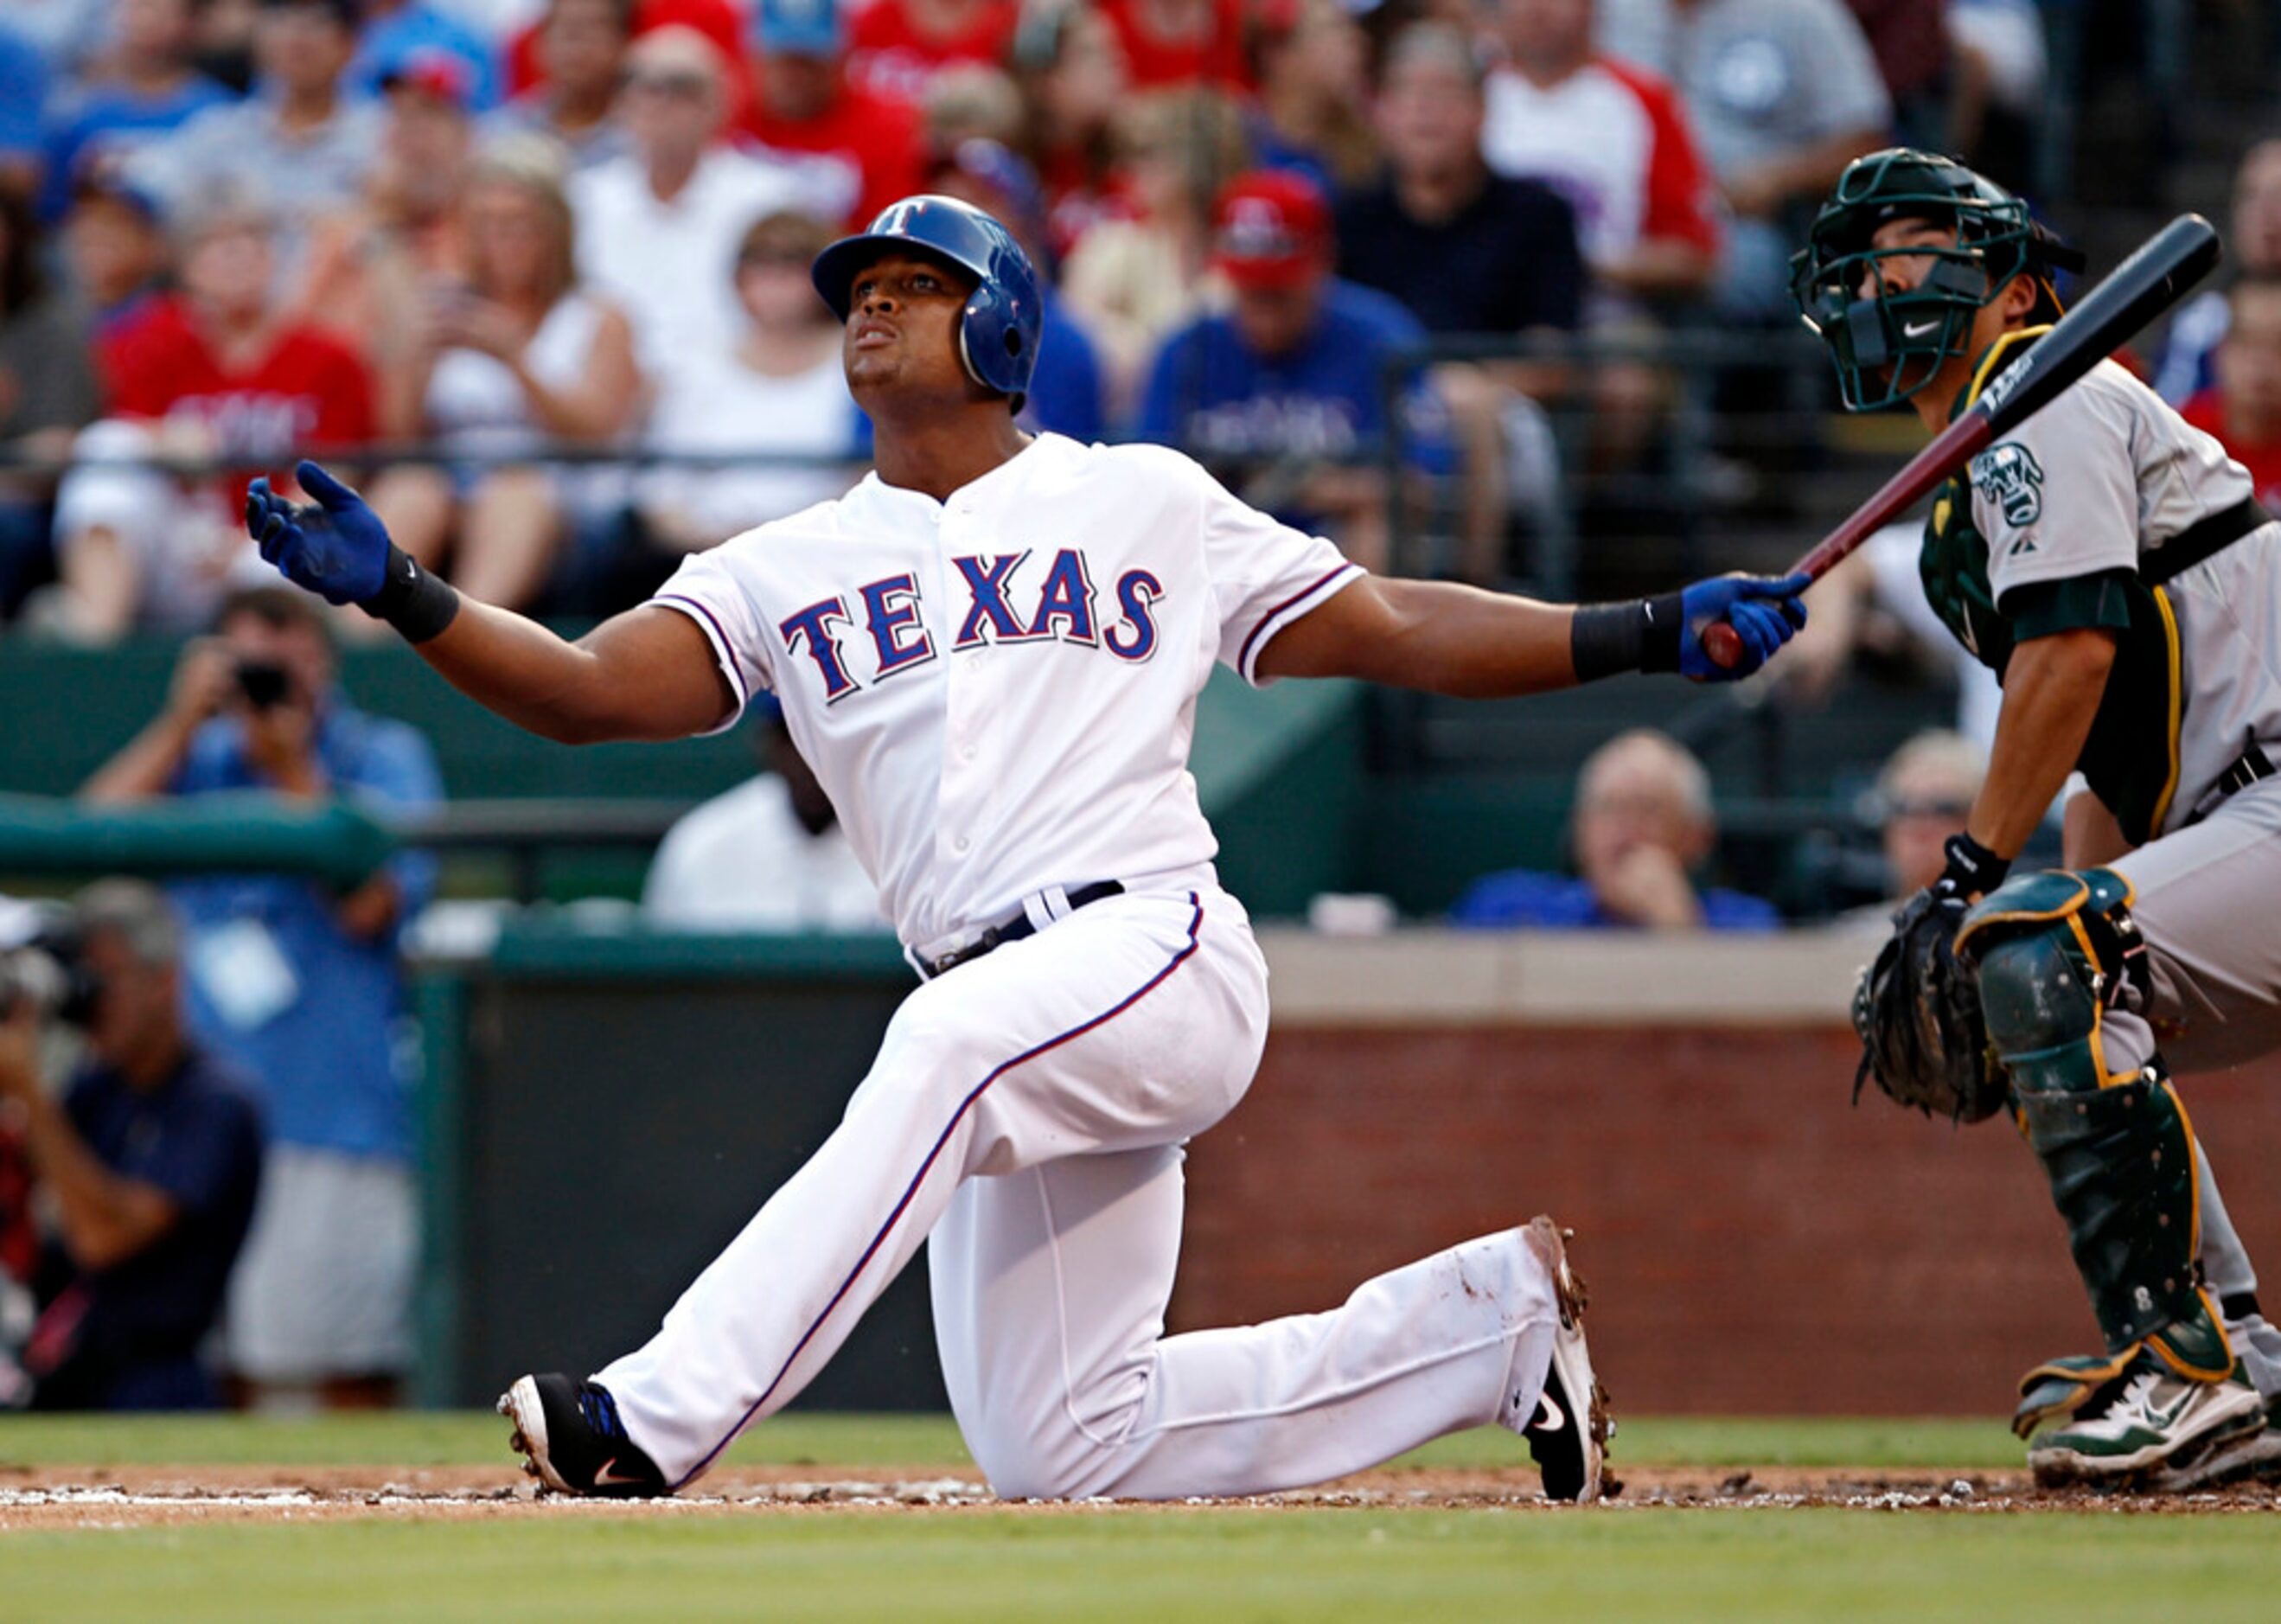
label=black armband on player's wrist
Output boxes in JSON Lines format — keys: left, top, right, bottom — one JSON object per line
{"left": 361, "top": 543, "right": 461, "bottom": 644}
{"left": 1936, "top": 831, "right": 2010, "bottom": 900}
{"left": 1570, "top": 591, "right": 1685, "bottom": 681}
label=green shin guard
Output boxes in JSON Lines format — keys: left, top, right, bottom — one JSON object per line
{"left": 1960, "top": 872, "right": 2231, "bottom": 1436}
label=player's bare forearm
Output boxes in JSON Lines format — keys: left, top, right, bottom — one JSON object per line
{"left": 416, "top": 599, "right": 736, "bottom": 745}
{"left": 1969, "top": 627, "right": 2118, "bottom": 858}
{"left": 1255, "top": 575, "right": 1580, "bottom": 695}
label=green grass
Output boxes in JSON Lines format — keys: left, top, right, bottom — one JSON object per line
{"left": 5, "top": 1510, "right": 2281, "bottom": 1623}
{"left": 0, "top": 1410, "right": 2029, "bottom": 1470}
{"left": 4, "top": 1416, "right": 2273, "bottom": 1622}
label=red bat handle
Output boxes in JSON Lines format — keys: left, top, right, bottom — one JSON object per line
{"left": 1700, "top": 409, "right": 1995, "bottom": 669}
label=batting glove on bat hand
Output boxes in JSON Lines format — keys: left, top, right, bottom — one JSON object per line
{"left": 245, "top": 460, "right": 389, "bottom": 606}
{"left": 1675, "top": 572, "right": 1809, "bottom": 681}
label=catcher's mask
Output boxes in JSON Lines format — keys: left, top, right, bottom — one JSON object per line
{"left": 1790, "top": 149, "right": 2085, "bottom": 412}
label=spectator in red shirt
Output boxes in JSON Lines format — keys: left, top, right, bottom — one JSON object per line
{"left": 1011, "top": 3, "right": 1129, "bottom": 263}
{"left": 2183, "top": 276, "right": 2281, "bottom": 510}
{"left": 743, "top": 0, "right": 924, "bottom": 227}
{"left": 47, "top": 182, "right": 374, "bottom": 642}
{"left": 505, "top": 0, "right": 755, "bottom": 120}
{"left": 846, "top": 0, "right": 1016, "bottom": 109}
{"left": 1482, "top": 0, "right": 1717, "bottom": 311}
{"left": 1099, "top": 0, "right": 1251, "bottom": 93}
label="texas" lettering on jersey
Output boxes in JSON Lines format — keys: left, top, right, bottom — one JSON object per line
{"left": 778, "top": 550, "right": 1166, "bottom": 701}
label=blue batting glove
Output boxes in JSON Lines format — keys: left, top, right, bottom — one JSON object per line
{"left": 1677, "top": 572, "right": 1810, "bottom": 681}
{"left": 245, "top": 460, "right": 392, "bottom": 607}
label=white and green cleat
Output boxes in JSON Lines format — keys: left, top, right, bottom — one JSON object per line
{"left": 2028, "top": 1352, "right": 2265, "bottom": 1488}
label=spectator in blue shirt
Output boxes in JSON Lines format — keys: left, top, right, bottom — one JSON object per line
{"left": 349, "top": 0, "right": 504, "bottom": 113}
{"left": 0, "top": 19, "right": 52, "bottom": 201}
{"left": 37, "top": 0, "right": 234, "bottom": 224}
{"left": 1135, "top": 168, "right": 1452, "bottom": 572}
{"left": 0, "top": 880, "right": 264, "bottom": 1410}
{"left": 924, "top": 137, "right": 1109, "bottom": 444}
{"left": 1451, "top": 729, "right": 1782, "bottom": 931}
{"left": 82, "top": 585, "right": 443, "bottom": 1408}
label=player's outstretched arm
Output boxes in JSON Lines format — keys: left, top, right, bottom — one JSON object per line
{"left": 246, "top": 461, "right": 733, "bottom": 743}
{"left": 1254, "top": 572, "right": 1808, "bottom": 694}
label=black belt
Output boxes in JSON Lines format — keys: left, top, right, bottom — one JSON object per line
{"left": 916, "top": 881, "right": 1126, "bottom": 980}
{"left": 2187, "top": 734, "right": 2277, "bottom": 826}
{"left": 2145, "top": 496, "right": 2271, "bottom": 585}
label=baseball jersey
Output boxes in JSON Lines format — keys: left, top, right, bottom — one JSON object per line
{"left": 1480, "top": 57, "right": 1719, "bottom": 276}
{"left": 649, "top": 432, "right": 1362, "bottom": 956}
{"left": 1920, "top": 329, "right": 2281, "bottom": 842}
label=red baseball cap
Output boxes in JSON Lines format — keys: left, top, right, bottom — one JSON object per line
{"left": 1212, "top": 170, "right": 1332, "bottom": 290}
{"left": 380, "top": 48, "right": 474, "bottom": 111}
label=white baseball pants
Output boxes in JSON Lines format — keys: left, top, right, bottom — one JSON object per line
{"left": 596, "top": 879, "right": 1560, "bottom": 1495}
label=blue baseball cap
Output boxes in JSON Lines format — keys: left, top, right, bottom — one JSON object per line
{"left": 754, "top": 0, "right": 844, "bottom": 57}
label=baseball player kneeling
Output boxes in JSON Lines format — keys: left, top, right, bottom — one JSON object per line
{"left": 1822, "top": 150, "right": 2281, "bottom": 1490}
{"left": 243, "top": 196, "right": 1806, "bottom": 1503}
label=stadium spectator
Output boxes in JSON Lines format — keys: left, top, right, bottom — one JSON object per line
{"left": 740, "top": 0, "right": 925, "bottom": 228}
{"left": 59, "top": 156, "right": 172, "bottom": 338}
{"left": 633, "top": 208, "right": 861, "bottom": 556}
{"left": 35, "top": 0, "right": 233, "bottom": 226}
{"left": 925, "top": 138, "right": 1109, "bottom": 443}
{"left": 47, "top": 182, "right": 376, "bottom": 642}
{"left": 295, "top": 48, "right": 481, "bottom": 368}
{"left": 1450, "top": 728, "right": 1781, "bottom": 930}
{"left": 365, "top": 141, "right": 641, "bottom": 612}
{"left": 1603, "top": 0, "right": 1890, "bottom": 320}
{"left": 1942, "top": 0, "right": 2045, "bottom": 186}
{"left": 1135, "top": 169, "right": 1453, "bottom": 571}
{"left": 482, "top": 0, "right": 638, "bottom": 174}
{"left": 1335, "top": 22, "right": 1581, "bottom": 583}
{"left": 1248, "top": 0, "right": 1378, "bottom": 196}
{"left": 2183, "top": 276, "right": 2281, "bottom": 510}
{"left": 348, "top": 0, "right": 506, "bottom": 112}
{"left": 2153, "top": 139, "right": 2281, "bottom": 407}
{"left": 642, "top": 698, "right": 883, "bottom": 931}
{"left": 1482, "top": 0, "right": 1718, "bottom": 311}
{"left": 1098, "top": 0, "right": 1250, "bottom": 92}
{"left": 0, "top": 879, "right": 264, "bottom": 1411}
{"left": 130, "top": 0, "right": 386, "bottom": 251}
{"left": 186, "top": 0, "right": 261, "bottom": 93}
{"left": 1869, "top": 729, "right": 1984, "bottom": 900}
{"left": 1059, "top": 87, "right": 1249, "bottom": 415}
{"left": 845, "top": 0, "right": 1017, "bottom": 110}
{"left": 1842, "top": 0, "right": 1946, "bottom": 149}
{"left": 82, "top": 586, "right": 443, "bottom": 1410}
{"left": 1779, "top": 520, "right": 2002, "bottom": 750}
{"left": 569, "top": 24, "right": 819, "bottom": 374}
{"left": 1, "top": 189, "right": 101, "bottom": 621}
{"left": 0, "top": 19, "right": 52, "bottom": 204}
{"left": 1012, "top": 2, "right": 1128, "bottom": 263}
{"left": 8, "top": 0, "right": 112, "bottom": 80}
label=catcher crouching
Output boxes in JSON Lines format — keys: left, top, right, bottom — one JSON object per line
{"left": 1811, "top": 150, "right": 2281, "bottom": 1490}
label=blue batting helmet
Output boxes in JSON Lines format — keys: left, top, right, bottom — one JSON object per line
{"left": 812, "top": 195, "right": 1043, "bottom": 412}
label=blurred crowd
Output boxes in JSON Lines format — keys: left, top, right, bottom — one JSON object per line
{"left": 0, "top": 0, "right": 2086, "bottom": 633}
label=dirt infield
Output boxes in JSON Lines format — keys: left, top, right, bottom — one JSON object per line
{"left": 3, "top": 1462, "right": 2278, "bottom": 1529}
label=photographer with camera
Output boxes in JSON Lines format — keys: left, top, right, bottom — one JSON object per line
{"left": 0, "top": 881, "right": 264, "bottom": 1410}
{"left": 82, "top": 585, "right": 441, "bottom": 1410}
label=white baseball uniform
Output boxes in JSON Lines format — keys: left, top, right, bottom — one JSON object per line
{"left": 597, "top": 432, "right": 1564, "bottom": 1496}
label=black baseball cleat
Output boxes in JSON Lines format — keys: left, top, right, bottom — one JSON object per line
{"left": 499, "top": 1372, "right": 671, "bottom": 1498}
{"left": 1516, "top": 1216, "right": 1615, "bottom": 1503}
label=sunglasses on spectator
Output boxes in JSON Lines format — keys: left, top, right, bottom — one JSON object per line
{"left": 1887, "top": 796, "right": 1974, "bottom": 820}
{"left": 629, "top": 72, "right": 712, "bottom": 98}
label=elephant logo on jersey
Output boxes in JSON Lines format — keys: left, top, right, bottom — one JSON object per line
{"left": 1971, "top": 442, "right": 2045, "bottom": 533}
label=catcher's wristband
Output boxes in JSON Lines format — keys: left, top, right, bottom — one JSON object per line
{"left": 1570, "top": 591, "right": 1685, "bottom": 681}
{"left": 362, "top": 543, "right": 461, "bottom": 644}
{"left": 1937, "top": 831, "right": 2009, "bottom": 899}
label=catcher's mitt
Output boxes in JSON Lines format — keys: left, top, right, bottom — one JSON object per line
{"left": 1850, "top": 888, "right": 2009, "bottom": 1122}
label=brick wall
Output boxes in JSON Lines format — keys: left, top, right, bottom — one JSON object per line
{"left": 1170, "top": 1024, "right": 2281, "bottom": 1416}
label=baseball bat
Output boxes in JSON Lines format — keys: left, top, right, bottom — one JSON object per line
{"left": 1700, "top": 211, "right": 2223, "bottom": 669}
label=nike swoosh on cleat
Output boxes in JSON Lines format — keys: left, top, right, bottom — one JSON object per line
{"left": 592, "top": 1455, "right": 649, "bottom": 1487}
{"left": 1530, "top": 1393, "right": 1568, "bottom": 1434}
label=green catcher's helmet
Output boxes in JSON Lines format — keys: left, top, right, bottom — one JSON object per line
{"left": 1790, "top": 149, "right": 2084, "bottom": 411}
